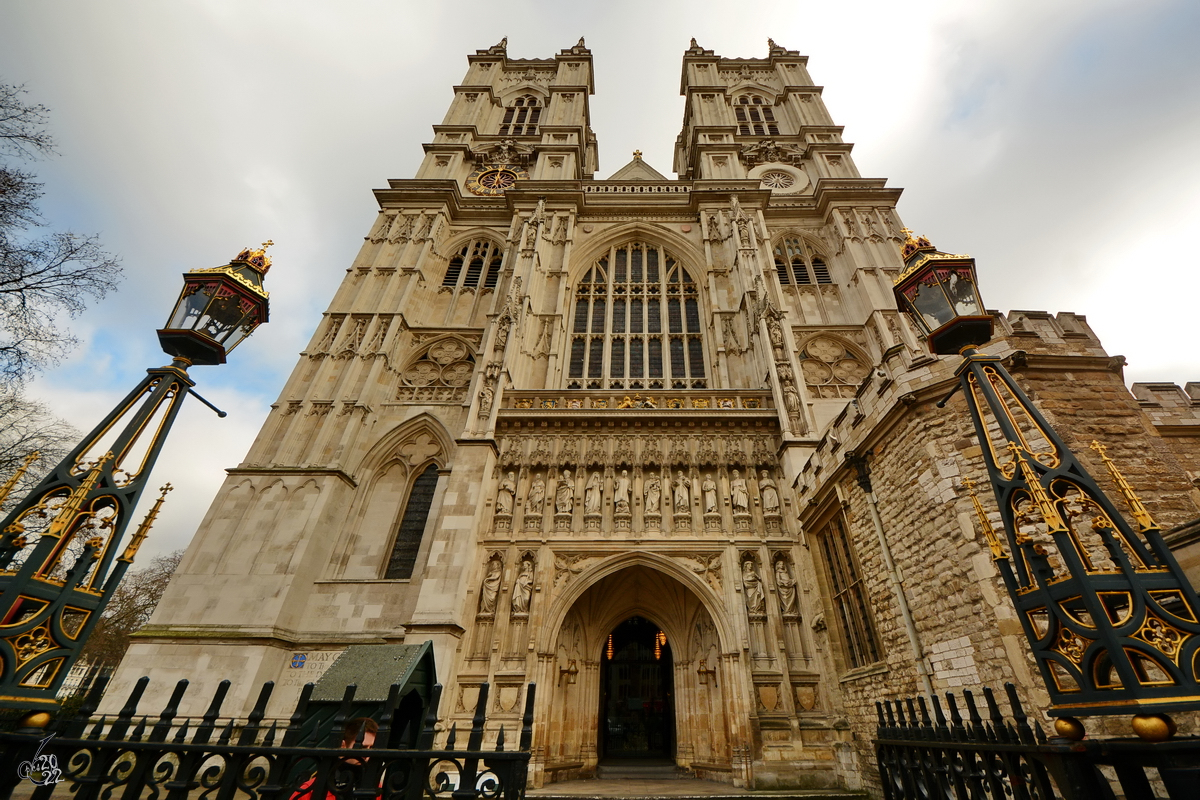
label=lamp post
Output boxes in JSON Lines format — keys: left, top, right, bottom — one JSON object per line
{"left": 894, "top": 230, "right": 1200, "bottom": 740}
{"left": 0, "top": 244, "right": 272, "bottom": 712}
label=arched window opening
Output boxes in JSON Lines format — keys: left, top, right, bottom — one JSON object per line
{"left": 734, "top": 96, "right": 780, "bottom": 137}
{"left": 384, "top": 464, "right": 440, "bottom": 580}
{"left": 443, "top": 239, "right": 504, "bottom": 288}
{"left": 499, "top": 95, "right": 542, "bottom": 136}
{"left": 568, "top": 242, "right": 707, "bottom": 390}
{"left": 773, "top": 237, "right": 832, "bottom": 287}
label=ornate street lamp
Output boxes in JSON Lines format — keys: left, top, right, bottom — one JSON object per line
{"left": 895, "top": 230, "right": 1200, "bottom": 740}
{"left": 0, "top": 243, "right": 272, "bottom": 712}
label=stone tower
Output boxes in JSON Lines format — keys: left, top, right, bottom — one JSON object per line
{"left": 108, "top": 37, "right": 1200, "bottom": 794}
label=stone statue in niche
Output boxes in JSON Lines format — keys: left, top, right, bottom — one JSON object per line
{"left": 775, "top": 559, "right": 797, "bottom": 614}
{"left": 673, "top": 471, "right": 691, "bottom": 513}
{"left": 702, "top": 474, "right": 718, "bottom": 514}
{"left": 494, "top": 323, "right": 509, "bottom": 352}
{"left": 555, "top": 470, "right": 575, "bottom": 514}
{"left": 496, "top": 472, "right": 516, "bottom": 515}
{"left": 584, "top": 472, "right": 603, "bottom": 514}
{"left": 760, "top": 470, "right": 780, "bottom": 514}
{"left": 614, "top": 470, "right": 631, "bottom": 513}
{"left": 527, "top": 473, "right": 545, "bottom": 514}
{"left": 742, "top": 559, "right": 765, "bottom": 614}
{"left": 479, "top": 558, "right": 502, "bottom": 614}
{"left": 730, "top": 470, "right": 749, "bottom": 514}
{"left": 644, "top": 474, "right": 662, "bottom": 514}
{"left": 511, "top": 559, "right": 534, "bottom": 614}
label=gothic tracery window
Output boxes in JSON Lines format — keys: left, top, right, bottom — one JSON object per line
{"left": 773, "top": 236, "right": 831, "bottom": 286}
{"left": 734, "top": 95, "right": 780, "bottom": 136}
{"left": 797, "top": 336, "right": 870, "bottom": 399}
{"left": 384, "top": 464, "right": 440, "bottom": 580}
{"left": 818, "top": 511, "right": 882, "bottom": 669}
{"left": 567, "top": 242, "right": 707, "bottom": 390}
{"left": 499, "top": 95, "right": 541, "bottom": 136}
{"left": 443, "top": 239, "right": 504, "bottom": 289}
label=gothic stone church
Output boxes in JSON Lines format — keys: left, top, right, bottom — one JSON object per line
{"left": 111, "top": 39, "right": 1200, "bottom": 792}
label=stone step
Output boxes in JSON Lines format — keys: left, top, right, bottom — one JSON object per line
{"left": 528, "top": 777, "right": 867, "bottom": 800}
{"left": 596, "top": 763, "right": 683, "bottom": 780}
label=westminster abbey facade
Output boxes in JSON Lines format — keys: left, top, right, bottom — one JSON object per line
{"left": 111, "top": 38, "right": 1200, "bottom": 792}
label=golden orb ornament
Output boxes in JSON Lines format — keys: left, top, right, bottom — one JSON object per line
{"left": 1053, "top": 716, "right": 1085, "bottom": 741}
{"left": 1131, "top": 713, "right": 1176, "bottom": 742}
{"left": 16, "top": 711, "right": 53, "bottom": 730}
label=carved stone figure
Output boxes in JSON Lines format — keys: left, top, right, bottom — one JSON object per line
{"left": 527, "top": 473, "right": 545, "bottom": 514}
{"left": 479, "top": 558, "right": 502, "bottom": 614}
{"left": 730, "top": 470, "right": 749, "bottom": 514}
{"left": 645, "top": 474, "right": 662, "bottom": 514}
{"left": 511, "top": 559, "right": 534, "bottom": 614}
{"left": 775, "top": 559, "right": 797, "bottom": 614}
{"left": 742, "top": 559, "right": 765, "bottom": 614}
{"left": 497, "top": 472, "right": 516, "bottom": 515}
{"left": 478, "top": 384, "right": 494, "bottom": 418}
{"left": 702, "top": 474, "right": 718, "bottom": 514}
{"left": 760, "top": 470, "right": 780, "bottom": 514}
{"left": 614, "top": 470, "right": 631, "bottom": 513}
{"left": 673, "top": 471, "right": 691, "bottom": 513}
{"left": 783, "top": 383, "right": 802, "bottom": 417}
{"left": 494, "top": 323, "right": 509, "bottom": 352}
{"left": 555, "top": 470, "right": 575, "bottom": 514}
{"left": 585, "top": 471, "right": 603, "bottom": 514}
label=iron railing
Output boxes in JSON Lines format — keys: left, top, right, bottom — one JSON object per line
{"left": 874, "top": 683, "right": 1200, "bottom": 800}
{"left": 0, "top": 675, "right": 535, "bottom": 800}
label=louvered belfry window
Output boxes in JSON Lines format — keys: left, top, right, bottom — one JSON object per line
{"left": 773, "top": 236, "right": 832, "bottom": 287}
{"left": 499, "top": 95, "right": 542, "bottom": 136}
{"left": 734, "top": 95, "right": 780, "bottom": 137}
{"left": 384, "top": 464, "right": 440, "bottom": 580}
{"left": 567, "top": 242, "right": 707, "bottom": 390}
{"left": 443, "top": 239, "right": 504, "bottom": 288}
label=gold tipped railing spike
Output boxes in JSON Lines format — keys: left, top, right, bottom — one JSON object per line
{"left": 0, "top": 451, "right": 40, "bottom": 508}
{"left": 45, "top": 452, "right": 114, "bottom": 540}
{"left": 1090, "top": 440, "right": 1159, "bottom": 533}
{"left": 963, "top": 476, "right": 1006, "bottom": 560}
{"left": 1008, "top": 442, "right": 1069, "bottom": 535}
{"left": 121, "top": 483, "right": 172, "bottom": 563}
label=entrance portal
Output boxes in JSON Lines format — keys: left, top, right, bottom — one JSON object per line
{"left": 599, "top": 616, "right": 674, "bottom": 760}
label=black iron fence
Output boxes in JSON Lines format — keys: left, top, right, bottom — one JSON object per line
{"left": 874, "top": 683, "right": 1200, "bottom": 800}
{"left": 0, "top": 676, "right": 535, "bottom": 800}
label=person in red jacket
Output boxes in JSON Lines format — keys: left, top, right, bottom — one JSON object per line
{"left": 291, "top": 718, "right": 380, "bottom": 800}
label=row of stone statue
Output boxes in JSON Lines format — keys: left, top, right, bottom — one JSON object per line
{"left": 479, "top": 556, "right": 535, "bottom": 616}
{"left": 743, "top": 557, "right": 798, "bottom": 616}
{"left": 477, "top": 553, "right": 798, "bottom": 618}
{"left": 495, "top": 469, "right": 781, "bottom": 516}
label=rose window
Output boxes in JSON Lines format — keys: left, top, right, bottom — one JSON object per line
{"left": 760, "top": 171, "right": 795, "bottom": 190}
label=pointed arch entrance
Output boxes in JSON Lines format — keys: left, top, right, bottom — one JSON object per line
{"left": 541, "top": 562, "right": 735, "bottom": 784}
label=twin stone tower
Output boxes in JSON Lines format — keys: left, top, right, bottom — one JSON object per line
{"left": 105, "top": 38, "right": 1200, "bottom": 793}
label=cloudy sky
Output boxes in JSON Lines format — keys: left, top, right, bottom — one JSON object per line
{"left": 2, "top": 0, "right": 1198, "bottom": 562}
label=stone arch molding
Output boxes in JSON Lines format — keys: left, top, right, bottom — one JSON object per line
{"left": 565, "top": 222, "right": 709, "bottom": 282}
{"left": 330, "top": 415, "right": 453, "bottom": 580}
{"left": 538, "top": 551, "right": 734, "bottom": 656}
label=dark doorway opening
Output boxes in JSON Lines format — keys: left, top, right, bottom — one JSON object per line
{"left": 599, "top": 615, "right": 675, "bottom": 761}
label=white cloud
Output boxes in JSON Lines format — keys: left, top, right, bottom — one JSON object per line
{"left": 1, "top": 0, "right": 1197, "bottom": 558}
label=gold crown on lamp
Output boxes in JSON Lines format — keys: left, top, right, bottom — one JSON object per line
{"left": 233, "top": 239, "right": 274, "bottom": 274}
{"left": 899, "top": 228, "right": 934, "bottom": 261}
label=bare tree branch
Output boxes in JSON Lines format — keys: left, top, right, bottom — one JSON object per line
{"left": 79, "top": 550, "right": 184, "bottom": 669}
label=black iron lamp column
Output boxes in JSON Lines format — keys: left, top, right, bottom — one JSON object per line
{"left": 893, "top": 230, "right": 1200, "bottom": 741}
{"left": 0, "top": 243, "right": 273, "bottom": 712}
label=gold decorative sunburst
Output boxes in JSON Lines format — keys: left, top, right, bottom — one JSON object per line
{"left": 465, "top": 165, "right": 527, "bottom": 196}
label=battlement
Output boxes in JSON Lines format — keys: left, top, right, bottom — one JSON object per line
{"left": 1131, "top": 382, "right": 1200, "bottom": 428}
{"left": 990, "top": 310, "right": 1107, "bottom": 356}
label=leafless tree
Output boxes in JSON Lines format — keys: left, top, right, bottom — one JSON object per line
{"left": 1, "top": 82, "right": 123, "bottom": 388}
{"left": 0, "top": 386, "right": 79, "bottom": 513}
{"left": 79, "top": 550, "right": 184, "bottom": 669}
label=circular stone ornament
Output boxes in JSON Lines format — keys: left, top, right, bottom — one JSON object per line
{"left": 465, "top": 164, "right": 528, "bottom": 196}
{"left": 760, "top": 171, "right": 795, "bottom": 189}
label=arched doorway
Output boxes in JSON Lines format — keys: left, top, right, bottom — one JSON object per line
{"left": 541, "top": 562, "right": 735, "bottom": 785}
{"left": 600, "top": 616, "right": 674, "bottom": 761}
